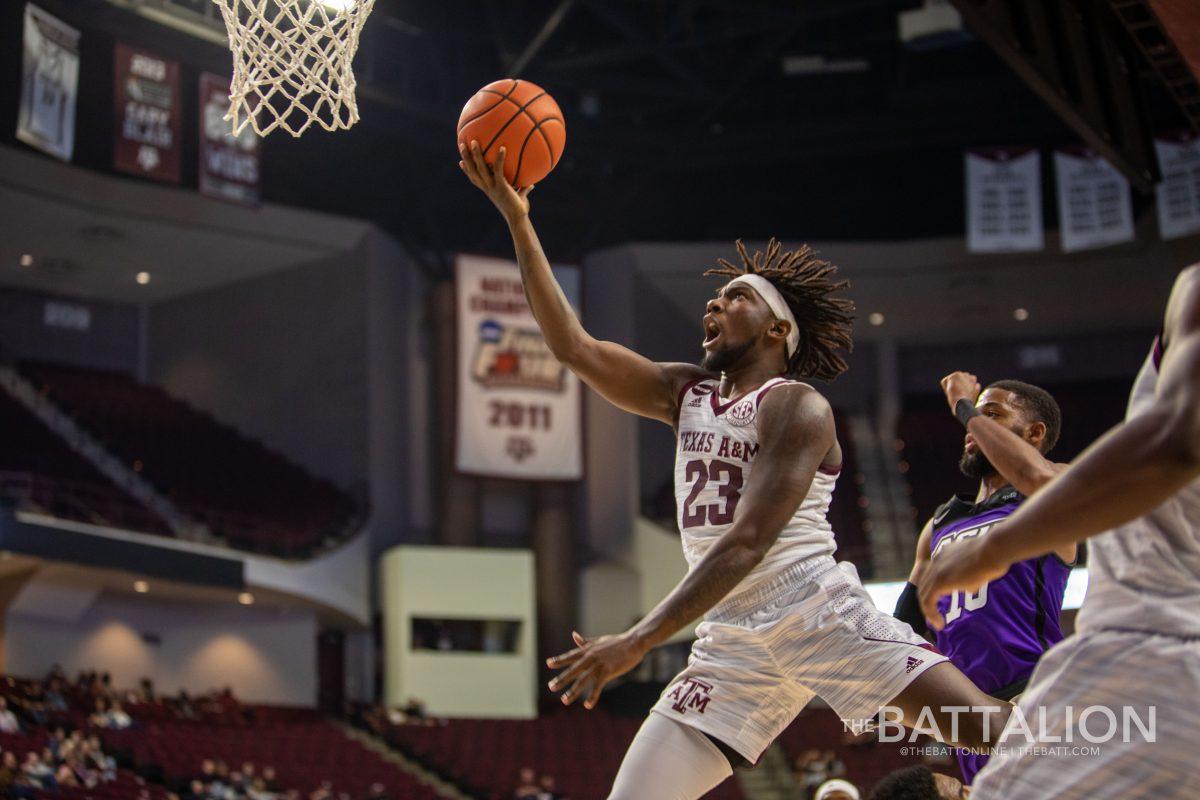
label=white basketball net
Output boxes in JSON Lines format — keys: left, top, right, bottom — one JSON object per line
{"left": 211, "top": 0, "right": 376, "bottom": 137}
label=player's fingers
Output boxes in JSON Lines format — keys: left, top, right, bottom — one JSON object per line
{"left": 918, "top": 581, "right": 945, "bottom": 632}
{"left": 493, "top": 146, "right": 507, "bottom": 184}
{"left": 546, "top": 646, "right": 583, "bottom": 668}
{"left": 571, "top": 630, "right": 588, "bottom": 647}
{"left": 561, "top": 670, "right": 594, "bottom": 706}
{"left": 519, "top": 185, "right": 535, "bottom": 199}
{"left": 546, "top": 658, "right": 589, "bottom": 691}
{"left": 469, "top": 141, "right": 492, "bottom": 188}
{"left": 584, "top": 678, "right": 606, "bottom": 710}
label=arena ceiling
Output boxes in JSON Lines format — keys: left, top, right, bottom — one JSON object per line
{"left": 3, "top": 1, "right": 1190, "bottom": 274}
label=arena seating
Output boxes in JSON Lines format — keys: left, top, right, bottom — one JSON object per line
{"left": 382, "top": 708, "right": 746, "bottom": 800}
{"left": 18, "top": 362, "right": 358, "bottom": 557}
{"left": 1, "top": 674, "right": 439, "bottom": 800}
{"left": 0, "top": 388, "right": 171, "bottom": 535}
{"left": 775, "top": 706, "right": 938, "bottom": 796}
{"left": 103, "top": 720, "right": 440, "bottom": 800}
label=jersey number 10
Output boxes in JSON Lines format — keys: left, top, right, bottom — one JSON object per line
{"left": 944, "top": 583, "right": 989, "bottom": 624}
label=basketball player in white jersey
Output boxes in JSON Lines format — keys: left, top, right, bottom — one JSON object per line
{"left": 919, "top": 264, "right": 1200, "bottom": 798}
{"left": 460, "top": 142, "right": 1009, "bottom": 800}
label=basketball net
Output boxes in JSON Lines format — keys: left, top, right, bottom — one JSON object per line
{"left": 211, "top": 0, "right": 376, "bottom": 137}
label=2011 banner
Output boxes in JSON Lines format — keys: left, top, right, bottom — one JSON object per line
{"left": 455, "top": 255, "right": 583, "bottom": 480}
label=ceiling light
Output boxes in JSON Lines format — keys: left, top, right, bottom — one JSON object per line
{"left": 1013, "top": 307, "right": 1029, "bottom": 321}
{"left": 19, "top": 254, "right": 33, "bottom": 267}
{"left": 238, "top": 592, "right": 254, "bottom": 605}
{"left": 868, "top": 312, "right": 885, "bottom": 326}
{"left": 136, "top": 272, "right": 151, "bottom": 285}
{"left": 134, "top": 580, "right": 149, "bottom": 593}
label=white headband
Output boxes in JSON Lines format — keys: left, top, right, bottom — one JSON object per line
{"left": 814, "top": 779, "right": 861, "bottom": 800}
{"left": 727, "top": 274, "right": 800, "bottom": 360}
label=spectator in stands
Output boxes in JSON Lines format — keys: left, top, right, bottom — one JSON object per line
{"left": 513, "top": 767, "right": 540, "bottom": 799}
{"left": 261, "top": 766, "right": 280, "bottom": 792}
{"left": 20, "top": 750, "right": 55, "bottom": 790}
{"left": 187, "top": 778, "right": 210, "bottom": 800}
{"left": 866, "top": 766, "right": 966, "bottom": 800}
{"left": 823, "top": 749, "right": 847, "bottom": 780}
{"left": 107, "top": 700, "right": 133, "bottom": 729}
{"left": 536, "top": 775, "right": 566, "bottom": 800}
{"left": 45, "top": 679, "right": 69, "bottom": 712}
{"left": 365, "top": 782, "right": 388, "bottom": 800}
{"left": 814, "top": 779, "right": 861, "bottom": 800}
{"left": 0, "top": 698, "right": 20, "bottom": 733}
{"left": 0, "top": 751, "right": 19, "bottom": 795}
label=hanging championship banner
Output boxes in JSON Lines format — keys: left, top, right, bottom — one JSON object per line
{"left": 1154, "top": 131, "right": 1200, "bottom": 241}
{"left": 16, "top": 5, "right": 80, "bottom": 161}
{"left": 199, "top": 72, "right": 261, "bottom": 205}
{"left": 114, "top": 43, "right": 182, "bottom": 182}
{"left": 455, "top": 255, "right": 583, "bottom": 480}
{"left": 965, "top": 148, "right": 1044, "bottom": 253}
{"left": 1054, "top": 147, "right": 1135, "bottom": 252}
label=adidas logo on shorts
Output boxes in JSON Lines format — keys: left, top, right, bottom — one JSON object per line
{"left": 905, "top": 656, "right": 923, "bottom": 674}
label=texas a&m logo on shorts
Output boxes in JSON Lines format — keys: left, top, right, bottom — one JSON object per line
{"left": 667, "top": 677, "right": 714, "bottom": 715}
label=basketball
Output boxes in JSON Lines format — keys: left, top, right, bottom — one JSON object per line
{"left": 456, "top": 79, "right": 566, "bottom": 188}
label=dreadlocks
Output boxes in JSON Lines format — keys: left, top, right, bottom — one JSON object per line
{"left": 705, "top": 238, "right": 855, "bottom": 381}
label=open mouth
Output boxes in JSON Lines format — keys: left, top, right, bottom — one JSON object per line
{"left": 702, "top": 320, "right": 721, "bottom": 349}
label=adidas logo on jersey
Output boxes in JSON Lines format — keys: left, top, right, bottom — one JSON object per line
{"left": 905, "top": 656, "right": 923, "bottom": 674}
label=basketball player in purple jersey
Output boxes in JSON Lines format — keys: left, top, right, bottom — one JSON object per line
{"left": 920, "top": 264, "right": 1200, "bottom": 798}
{"left": 460, "top": 142, "right": 1010, "bottom": 800}
{"left": 895, "top": 375, "right": 1075, "bottom": 784}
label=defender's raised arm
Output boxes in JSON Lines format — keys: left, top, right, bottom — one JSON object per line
{"left": 459, "top": 141, "right": 703, "bottom": 425}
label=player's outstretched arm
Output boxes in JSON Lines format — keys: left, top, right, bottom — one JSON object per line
{"left": 459, "top": 141, "right": 705, "bottom": 424}
{"left": 919, "top": 265, "right": 1200, "bottom": 628}
{"left": 545, "top": 385, "right": 835, "bottom": 707}
{"left": 940, "top": 371, "right": 1067, "bottom": 496}
{"left": 940, "top": 371, "right": 1075, "bottom": 564}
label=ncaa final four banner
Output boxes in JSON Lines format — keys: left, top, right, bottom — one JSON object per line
{"left": 455, "top": 255, "right": 583, "bottom": 480}
{"left": 964, "top": 148, "right": 1044, "bottom": 253}
{"left": 17, "top": 4, "right": 80, "bottom": 162}
{"left": 113, "top": 43, "right": 182, "bottom": 183}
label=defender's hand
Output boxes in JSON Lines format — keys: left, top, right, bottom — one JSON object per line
{"left": 546, "top": 631, "right": 646, "bottom": 710}
{"left": 458, "top": 140, "right": 533, "bottom": 222}
{"left": 941, "top": 371, "right": 982, "bottom": 414}
{"left": 917, "top": 535, "right": 1010, "bottom": 631}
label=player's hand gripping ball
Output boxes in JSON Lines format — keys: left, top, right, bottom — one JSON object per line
{"left": 456, "top": 79, "right": 566, "bottom": 188}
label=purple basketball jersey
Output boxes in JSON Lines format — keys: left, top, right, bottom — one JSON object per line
{"left": 929, "top": 486, "right": 1072, "bottom": 783}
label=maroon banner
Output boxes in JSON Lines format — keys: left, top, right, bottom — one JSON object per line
{"left": 199, "top": 72, "right": 261, "bottom": 206}
{"left": 113, "top": 43, "right": 181, "bottom": 183}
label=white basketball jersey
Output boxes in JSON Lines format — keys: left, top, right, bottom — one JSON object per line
{"left": 1076, "top": 337, "right": 1200, "bottom": 637}
{"left": 674, "top": 377, "right": 838, "bottom": 593}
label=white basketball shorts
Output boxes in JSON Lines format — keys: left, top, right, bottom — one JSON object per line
{"left": 971, "top": 628, "right": 1200, "bottom": 799}
{"left": 650, "top": 556, "right": 946, "bottom": 764}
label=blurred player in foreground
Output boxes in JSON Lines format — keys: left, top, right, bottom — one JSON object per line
{"left": 920, "top": 265, "right": 1200, "bottom": 798}
{"left": 461, "top": 141, "right": 1009, "bottom": 800}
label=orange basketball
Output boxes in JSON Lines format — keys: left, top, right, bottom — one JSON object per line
{"left": 457, "top": 79, "right": 566, "bottom": 189}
